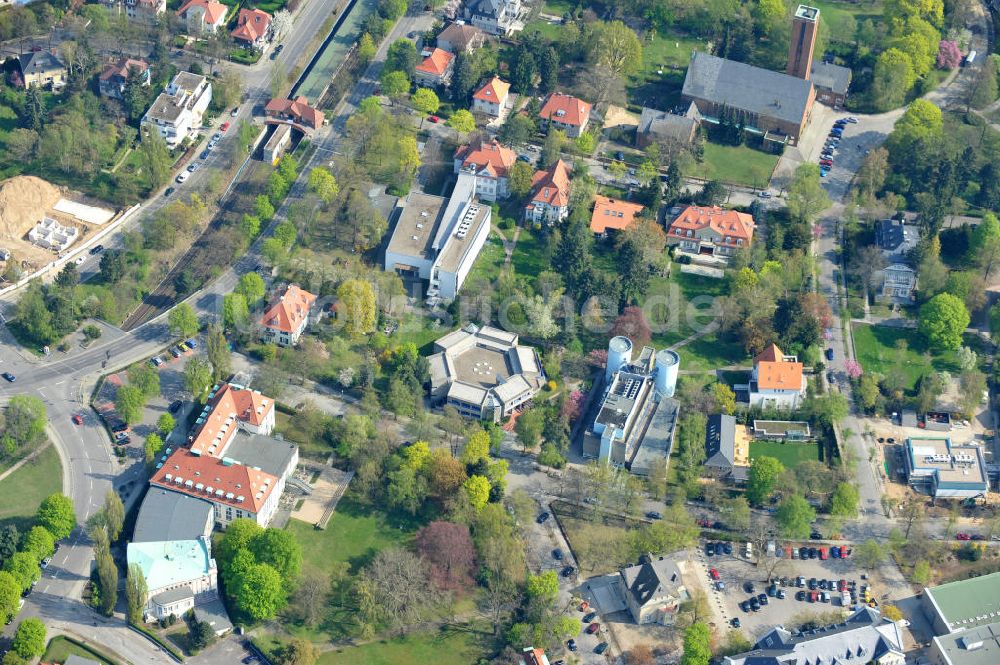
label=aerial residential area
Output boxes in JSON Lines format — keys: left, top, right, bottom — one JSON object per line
{"left": 0, "top": 0, "right": 999, "bottom": 663}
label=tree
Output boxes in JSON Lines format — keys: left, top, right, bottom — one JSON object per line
{"left": 881, "top": 604, "right": 904, "bottom": 622}
{"left": 610, "top": 306, "right": 652, "bottom": 348}
{"left": 37, "top": 493, "right": 75, "bottom": 540}
{"left": 464, "top": 475, "right": 491, "bottom": 511}
{"left": 0, "top": 572, "right": 18, "bottom": 623}
{"left": 184, "top": 357, "right": 213, "bottom": 401}
{"left": 447, "top": 109, "right": 476, "bottom": 134}
{"left": 96, "top": 548, "right": 117, "bottom": 615}
{"left": 3, "top": 396, "right": 46, "bottom": 449}
{"left": 680, "top": 622, "right": 712, "bottom": 665}
{"left": 919, "top": 293, "right": 970, "bottom": 351}
{"left": 0, "top": 526, "right": 17, "bottom": 567}
{"left": 255, "top": 195, "right": 275, "bottom": 221}
{"left": 380, "top": 70, "right": 410, "bottom": 101}
{"left": 499, "top": 113, "right": 535, "bottom": 149}
{"left": 357, "top": 547, "right": 439, "bottom": 631}
{"left": 168, "top": 302, "right": 200, "bottom": 338}
{"left": 830, "top": 482, "right": 860, "bottom": 519}
{"left": 127, "top": 363, "right": 160, "bottom": 400}
{"left": 872, "top": 48, "right": 915, "bottom": 110}
{"left": 712, "top": 383, "right": 737, "bottom": 415}
{"left": 3, "top": 553, "right": 39, "bottom": 593}
{"left": 937, "top": 40, "right": 962, "bottom": 68}
{"left": 747, "top": 456, "right": 785, "bottom": 506}
{"left": 697, "top": 180, "right": 727, "bottom": 206}
{"left": 189, "top": 619, "right": 215, "bottom": 651}
{"left": 237, "top": 272, "right": 266, "bottom": 305}
{"left": 306, "top": 167, "right": 339, "bottom": 206}
{"left": 234, "top": 563, "right": 285, "bottom": 621}
{"left": 508, "top": 160, "right": 535, "bottom": 198}
{"left": 411, "top": 87, "right": 440, "bottom": 120}
{"left": 115, "top": 385, "right": 145, "bottom": 426}
{"left": 461, "top": 431, "right": 491, "bottom": 465}
{"left": 207, "top": 325, "right": 232, "bottom": 382}
{"left": 414, "top": 521, "right": 476, "bottom": 590}
{"left": 277, "top": 638, "right": 317, "bottom": 665}
{"left": 217, "top": 519, "right": 265, "bottom": 567}
{"left": 855, "top": 538, "right": 887, "bottom": 570}
{"left": 969, "top": 212, "right": 1000, "bottom": 278}
{"left": 912, "top": 560, "right": 931, "bottom": 584}
{"left": 514, "top": 408, "right": 544, "bottom": 452}
{"left": 251, "top": 529, "right": 302, "bottom": 587}
{"left": 597, "top": 21, "right": 643, "bottom": 76}
{"left": 10, "top": 618, "right": 44, "bottom": 659}
{"left": 157, "top": 413, "right": 175, "bottom": 437}
{"left": 959, "top": 369, "right": 987, "bottom": 419}
{"left": 540, "top": 128, "right": 565, "bottom": 169}
{"left": 22, "top": 527, "right": 53, "bottom": 563}
{"left": 385, "top": 38, "right": 418, "bottom": 76}
{"left": 358, "top": 32, "right": 377, "bottom": 63}
{"left": 787, "top": 164, "right": 831, "bottom": 224}
{"left": 102, "top": 489, "right": 125, "bottom": 542}
{"left": 970, "top": 55, "right": 999, "bottom": 109}
{"left": 337, "top": 279, "right": 376, "bottom": 336}
{"left": 126, "top": 563, "right": 147, "bottom": 624}
{"left": 775, "top": 495, "right": 817, "bottom": 538}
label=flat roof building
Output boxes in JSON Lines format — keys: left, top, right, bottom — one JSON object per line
{"left": 384, "top": 170, "right": 492, "bottom": 301}
{"left": 428, "top": 324, "right": 545, "bottom": 422}
{"left": 904, "top": 437, "right": 989, "bottom": 499}
{"left": 923, "top": 572, "right": 1000, "bottom": 635}
{"left": 929, "top": 621, "right": 1000, "bottom": 665}
{"left": 132, "top": 489, "right": 214, "bottom": 543}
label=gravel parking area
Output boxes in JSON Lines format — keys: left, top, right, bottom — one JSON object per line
{"left": 693, "top": 539, "right": 873, "bottom": 640}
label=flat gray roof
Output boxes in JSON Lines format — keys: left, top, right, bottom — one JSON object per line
{"left": 146, "top": 91, "right": 185, "bottom": 123}
{"left": 225, "top": 432, "right": 297, "bottom": 479}
{"left": 933, "top": 620, "right": 1000, "bottom": 665}
{"left": 437, "top": 203, "right": 490, "bottom": 273}
{"left": 630, "top": 397, "right": 679, "bottom": 475}
{"left": 132, "top": 489, "right": 214, "bottom": 543}
{"left": 683, "top": 51, "right": 813, "bottom": 127}
{"left": 386, "top": 192, "right": 445, "bottom": 262}
{"left": 811, "top": 60, "right": 852, "bottom": 95}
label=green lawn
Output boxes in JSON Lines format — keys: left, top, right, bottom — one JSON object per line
{"left": 851, "top": 323, "right": 963, "bottom": 392}
{"left": 318, "top": 626, "right": 492, "bottom": 665}
{"left": 43, "top": 636, "right": 118, "bottom": 665}
{"left": 628, "top": 30, "right": 706, "bottom": 109}
{"left": 464, "top": 231, "right": 506, "bottom": 286}
{"left": 692, "top": 142, "right": 780, "bottom": 187}
{"left": 809, "top": 0, "right": 883, "bottom": 40}
{"left": 393, "top": 313, "right": 454, "bottom": 354}
{"left": 510, "top": 226, "right": 548, "bottom": 281}
{"left": 0, "top": 445, "right": 62, "bottom": 532}
{"left": 749, "top": 440, "right": 821, "bottom": 468}
{"left": 542, "top": 0, "right": 574, "bottom": 14}
{"left": 522, "top": 19, "right": 564, "bottom": 41}
{"left": 284, "top": 492, "right": 417, "bottom": 578}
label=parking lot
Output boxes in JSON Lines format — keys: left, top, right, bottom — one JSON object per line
{"left": 692, "top": 539, "right": 875, "bottom": 639}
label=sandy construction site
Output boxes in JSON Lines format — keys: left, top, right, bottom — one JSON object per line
{"left": 0, "top": 175, "right": 117, "bottom": 277}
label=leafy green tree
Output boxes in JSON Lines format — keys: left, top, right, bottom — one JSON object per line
{"left": 514, "top": 408, "right": 544, "bottom": 452}
{"left": 184, "top": 357, "right": 213, "bottom": 402}
{"left": 680, "top": 622, "right": 711, "bottom": 665}
{"left": 22, "top": 527, "right": 53, "bottom": 562}
{"left": 508, "top": 160, "right": 535, "bottom": 198}
{"left": 251, "top": 529, "right": 302, "bottom": 587}
{"left": 168, "top": 302, "right": 200, "bottom": 338}
{"left": 10, "top": 618, "right": 44, "bottom": 659}
{"left": 385, "top": 38, "right": 418, "bottom": 76}
{"left": 411, "top": 87, "right": 440, "bottom": 118}
{"left": 746, "top": 456, "right": 785, "bottom": 506}
{"left": 912, "top": 559, "right": 931, "bottom": 584}
{"left": 597, "top": 21, "right": 643, "bottom": 76}
{"left": 447, "top": 109, "right": 476, "bottom": 134}
{"left": 3, "top": 553, "right": 39, "bottom": 593}
{"left": 872, "top": 48, "right": 915, "bottom": 110}
{"left": 337, "top": 279, "right": 377, "bottom": 336}
{"left": 207, "top": 324, "right": 232, "bottom": 382}
{"left": 96, "top": 548, "right": 118, "bottom": 615}
{"left": 99, "top": 250, "right": 127, "bottom": 283}
{"left": 855, "top": 538, "right": 887, "bottom": 570}
{"left": 498, "top": 113, "right": 535, "bottom": 148}
{"left": 237, "top": 273, "right": 266, "bottom": 306}
{"left": 157, "top": 413, "right": 175, "bottom": 437}
{"left": 464, "top": 475, "right": 491, "bottom": 511}
{"left": 3, "top": 396, "right": 46, "bottom": 449}
{"left": 919, "top": 293, "right": 970, "bottom": 351}
{"left": 307, "top": 167, "right": 339, "bottom": 206}
{"left": 380, "top": 70, "right": 410, "bottom": 100}
{"left": 969, "top": 212, "right": 1000, "bottom": 278}
{"left": 787, "top": 163, "right": 831, "bottom": 224}
{"left": 970, "top": 55, "right": 999, "bottom": 109}
{"left": 115, "top": 385, "right": 145, "bottom": 426}
{"left": 234, "top": 562, "right": 285, "bottom": 620}
{"left": 0, "top": 571, "right": 18, "bottom": 624}
{"left": 830, "top": 482, "right": 860, "bottom": 518}
{"left": 255, "top": 195, "right": 275, "bottom": 221}
{"left": 775, "top": 495, "right": 817, "bottom": 538}
{"left": 358, "top": 33, "right": 377, "bottom": 63}
{"left": 241, "top": 214, "right": 262, "bottom": 240}
{"left": 37, "top": 493, "right": 75, "bottom": 540}
{"left": 127, "top": 363, "right": 160, "bottom": 400}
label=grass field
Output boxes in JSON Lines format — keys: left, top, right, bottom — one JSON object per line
{"left": 749, "top": 440, "right": 821, "bottom": 468}
{"left": 692, "top": 142, "right": 780, "bottom": 187}
{"left": 809, "top": 0, "right": 883, "bottom": 39}
{"left": 42, "top": 637, "right": 118, "bottom": 665}
{"left": 318, "top": 626, "right": 492, "bottom": 665}
{"left": 522, "top": 19, "right": 564, "bottom": 41}
{"left": 628, "top": 30, "right": 706, "bottom": 109}
{"left": 0, "top": 445, "right": 62, "bottom": 532}
{"left": 510, "top": 226, "right": 549, "bottom": 281}
{"left": 465, "top": 231, "right": 507, "bottom": 286}
{"left": 542, "top": 0, "right": 574, "bottom": 14}
{"left": 851, "top": 323, "right": 962, "bottom": 392}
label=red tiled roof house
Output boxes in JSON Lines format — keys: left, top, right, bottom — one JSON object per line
{"left": 259, "top": 284, "right": 317, "bottom": 347}
{"left": 666, "top": 205, "right": 756, "bottom": 260}
{"left": 176, "top": 0, "right": 228, "bottom": 34}
{"left": 453, "top": 139, "right": 516, "bottom": 201}
{"left": 414, "top": 47, "right": 455, "bottom": 87}
{"left": 744, "top": 343, "right": 806, "bottom": 409}
{"left": 98, "top": 57, "right": 150, "bottom": 100}
{"left": 539, "top": 92, "right": 591, "bottom": 137}
{"left": 264, "top": 96, "right": 325, "bottom": 132}
{"left": 590, "top": 195, "right": 644, "bottom": 236}
{"left": 231, "top": 8, "right": 272, "bottom": 50}
{"left": 472, "top": 76, "right": 510, "bottom": 117}
{"left": 525, "top": 159, "right": 570, "bottom": 225}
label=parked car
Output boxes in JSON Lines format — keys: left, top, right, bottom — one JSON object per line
{"left": 709, "top": 568, "right": 720, "bottom": 580}
{"left": 796, "top": 590, "right": 806, "bottom": 601}
{"left": 715, "top": 542, "right": 725, "bottom": 556}
{"left": 221, "top": 122, "right": 230, "bottom": 131}
{"left": 594, "top": 643, "right": 608, "bottom": 655}
{"left": 757, "top": 190, "right": 772, "bottom": 198}
{"left": 187, "top": 162, "right": 200, "bottom": 173}
{"left": 743, "top": 582, "right": 755, "bottom": 594}
{"left": 716, "top": 580, "right": 726, "bottom": 591}
{"left": 646, "top": 511, "right": 662, "bottom": 520}
{"left": 536, "top": 512, "right": 550, "bottom": 524}
{"left": 722, "top": 542, "right": 732, "bottom": 555}
{"left": 583, "top": 611, "right": 597, "bottom": 623}
{"left": 731, "top": 617, "right": 741, "bottom": 628}
{"left": 739, "top": 600, "right": 751, "bottom": 612}
{"left": 810, "top": 531, "right": 823, "bottom": 540}
{"left": 706, "top": 542, "right": 715, "bottom": 556}
{"left": 552, "top": 549, "right": 563, "bottom": 560}
{"left": 176, "top": 171, "right": 189, "bottom": 183}
{"left": 89, "top": 244, "right": 105, "bottom": 255}
{"left": 567, "top": 639, "right": 577, "bottom": 652}
{"left": 72, "top": 414, "right": 84, "bottom": 425}
{"left": 586, "top": 622, "right": 600, "bottom": 634}
{"left": 169, "top": 400, "right": 183, "bottom": 413}
{"left": 427, "top": 115, "right": 440, "bottom": 123}
{"left": 561, "top": 565, "right": 575, "bottom": 577}
{"left": 750, "top": 597, "right": 760, "bottom": 611}
{"left": 757, "top": 593, "right": 769, "bottom": 606}
{"left": 825, "top": 348, "right": 835, "bottom": 361}
{"left": 186, "top": 338, "right": 198, "bottom": 348}
{"left": 956, "top": 532, "right": 971, "bottom": 541}
{"left": 41, "top": 557, "right": 51, "bottom": 569}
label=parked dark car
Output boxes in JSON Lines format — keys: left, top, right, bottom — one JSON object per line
{"left": 739, "top": 600, "right": 751, "bottom": 612}
{"left": 825, "top": 348, "right": 835, "bottom": 361}
{"left": 811, "top": 531, "right": 823, "bottom": 540}
{"left": 796, "top": 590, "right": 806, "bottom": 601}
{"left": 567, "top": 639, "right": 577, "bottom": 652}
{"left": 799, "top": 546, "right": 809, "bottom": 559}
{"left": 536, "top": 512, "right": 550, "bottom": 524}
{"left": 169, "top": 400, "right": 183, "bottom": 413}
{"left": 561, "top": 565, "right": 575, "bottom": 577}
{"left": 646, "top": 511, "right": 662, "bottom": 520}
{"left": 583, "top": 611, "right": 597, "bottom": 623}
{"left": 750, "top": 597, "right": 760, "bottom": 611}
{"left": 722, "top": 542, "right": 732, "bottom": 555}
{"left": 731, "top": 617, "right": 741, "bottom": 628}
{"left": 743, "top": 582, "right": 755, "bottom": 593}
{"left": 1, "top": 372, "right": 14, "bottom": 382}
{"left": 89, "top": 244, "right": 105, "bottom": 255}
{"left": 757, "top": 593, "right": 769, "bottom": 606}
{"left": 705, "top": 542, "right": 715, "bottom": 556}
{"left": 714, "top": 542, "right": 725, "bottom": 556}
{"left": 552, "top": 549, "right": 563, "bottom": 560}
{"left": 111, "top": 421, "right": 129, "bottom": 433}
{"left": 594, "top": 643, "right": 608, "bottom": 655}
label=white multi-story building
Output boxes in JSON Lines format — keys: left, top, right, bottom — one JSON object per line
{"left": 259, "top": 284, "right": 317, "bottom": 347}
{"left": 737, "top": 343, "right": 807, "bottom": 409}
{"left": 141, "top": 71, "right": 212, "bottom": 148}
{"left": 453, "top": 139, "right": 516, "bottom": 201}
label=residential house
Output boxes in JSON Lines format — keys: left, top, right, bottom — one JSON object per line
{"left": 98, "top": 57, "right": 150, "bottom": 100}
{"left": 472, "top": 76, "right": 510, "bottom": 117}
{"left": 259, "top": 284, "right": 317, "bottom": 347}
{"left": 665, "top": 205, "right": 756, "bottom": 260}
{"left": 141, "top": 71, "right": 212, "bottom": 148}
{"left": 176, "top": 0, "right": 228, "bottom": 34}
{"left": 103, "top": 0, "right": 166, "bottom": 20}
{"left": 414, "top": 47, "right": 455, "bottom": 87}
{"left": 744, "top": 343, "right": 806, "bottom": 409}
{"left": 636, "top": 104, "right": 700, "bottom": 148}
{"left": 384, "top": 171, "right": 492, "bottom": 300}
{"left": 427, "top": 324, "right": 546, "bottom": 422}
{"left": 703, "top": 414, "right": 749, "bottom": 483}
{"left": 126, "top": 537, "right": 219, "bottom": 621}
{"left": 436, "top": 21, "right": 485, "bottom": 53}
{"left": 682, "top": 51, "right": 816, "bottom": 146}
{"left": 811, "top": 60, "right": 852, "bottom": 108}
{"left": 539, "top": 92, "right": 591, "bottom": 138}
{"left": 231, "top": 8, "right": 272, "bottom": 50}
{"left": 875, "top": 218, "right": 920, "bottom": 302}
{"left": 264, "top": 95, "right": 325, "bottom": 133}
{"left": 462, "top": 0, "right": 522, "bottom": 36}
{"left": 590, "top": 195, "right": 644, "bottom": 236}
{"left": 519, "top": 647, "right": 550, "bottom": 665}
{"left": 524, "top": 159, "right": 570, "bottom": 225}
{"left": 723, "top": 607, "right": 905, "bottom": 665}
{"left": 618, "top": 554, "right": 688, "bottom": 625}
{"left": 17, "top": 50, "right": 67, "bottom": 90}
{"left": 453, "top": 139, "right": 516, "bottom": 201}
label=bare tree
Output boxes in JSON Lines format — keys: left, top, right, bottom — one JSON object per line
{"left": 291, "top": 569, "right": 330, "bottom": 627}
{"left": 357, "top": 548, "right": 440, "bottom": 635}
